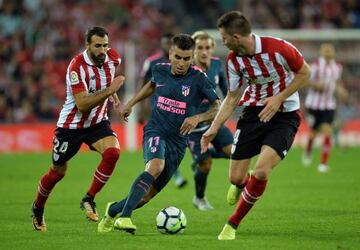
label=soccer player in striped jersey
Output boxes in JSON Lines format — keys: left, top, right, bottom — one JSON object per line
{"left": 31, "top": 26, "right": 125, "bottom": 231}
{"left": 201, "top": 11, "right": 311, "bottom": 240}
{"left": 140, "top": 33, "right": 188, "bottom": 188}
{"left": 302, "top": 43, "right": 348, "bottom": 172}
{"left": 189, "top": 31, "right": 233, "bottom": 211}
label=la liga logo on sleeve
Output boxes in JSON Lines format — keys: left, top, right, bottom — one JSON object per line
{"left": 70, "top": 71, "right": 79, "bottom": 85}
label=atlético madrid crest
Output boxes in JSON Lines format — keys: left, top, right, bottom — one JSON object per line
{"left": 182, "top": 85, "right": 190, "bottom": 96}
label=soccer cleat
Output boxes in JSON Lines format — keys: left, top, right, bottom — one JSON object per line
{"left": 80, "top": 196, "right": 99, "bottom": 222}
{"left": 175, "top": 176, "right": 188, "bottom": 188}
{"left": 227, "top": 184, "right": 242, "bottom": 206}
{"left": 114, "top": 217, "right": 137, "bottom": 234}
{"left": 317, "top": 164, "right": 329, "bottom": 173}
{"left": 192, "top": 196, "right": 214, "bottom": 211}
{"left": 302, "top": 152, "right": 312, "bottom": 167}
{"left": 218, "top": 224, "right": 236, "bottom": 240}
{"left": 32, "top": 202, "right": 47, "bottom": 232}
{"left": 98, "top": 202, "right": 117, "bottom": 233}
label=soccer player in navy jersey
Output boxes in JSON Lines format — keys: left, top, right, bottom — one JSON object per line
{"left": 31, "top": 27, "right": 125, "bottom": 231}
{"left": 189, "top": 31, "right": 233, "bottom": 211}
{"left": 140, "top": 32, "right": 188, "bottom": 188}
{"left": 200, "top": 11, "right": 311, "bottom": 240}
{"left": 98, "top": 34, "right": 220, "bottom": 233}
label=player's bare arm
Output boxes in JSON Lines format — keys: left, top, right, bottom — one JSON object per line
{"left": 120, "top": 81, "right": 156, "bottom": 122}
{"left": 200, "top": 88, "right": 242, "bottom": 153}
{"left": 335, "top": 80, "right": 349, "bottom": 101}
{"left": 74, "top": 75, "right": 125, "bottom": 113}
{"left": 180, "top": 99, "right": 220, "bottom": 135}
{"left": 259, "top": 62, "right": 311, "bottom": 122}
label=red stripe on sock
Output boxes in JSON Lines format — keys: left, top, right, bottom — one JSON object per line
{"left": 320, "top": 136, "right": 332, "bottom": 164}
{"left": 35, "top": 168, "right": 65, "bottom": 208}
{"left": 228, "top": 175, "right": 267, "bottom": 228}
{"left": 87, "top": 148, "right": 120, "bottom": 197}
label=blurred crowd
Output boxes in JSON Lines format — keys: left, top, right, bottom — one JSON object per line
{"left": 0, "top": 0, "right": 360, "bottom": 123}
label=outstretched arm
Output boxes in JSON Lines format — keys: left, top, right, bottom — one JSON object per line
{"left": 120, "top": 81, "right": 155, "bottom": 122}
{"left": 200, "top": 88, "right": 242, "bottom": 152}
{"left": 180, "top": 100, "right": 221, "bottom": 135}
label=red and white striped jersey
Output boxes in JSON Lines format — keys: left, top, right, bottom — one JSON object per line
{"left": 57, "top": 48, "right": 121, "bottom": 129}
{"left": 305, "top": 57, "right": 342, "bottom": 110}
{"left": 226, "top": 34, "right": 304, "bottom": 112}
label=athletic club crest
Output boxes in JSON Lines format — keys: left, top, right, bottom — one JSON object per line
{"left": 182, "top": 85, "right": 190, "bottom": 96}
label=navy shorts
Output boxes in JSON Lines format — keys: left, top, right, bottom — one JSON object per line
{"left": 306, "top": 109, "right": 335, "bottom": 130}
{"left": 231, "top": 107, "right": 301, "bottom": 160}
{"left": 142, "top": 125, "right": 187, "bottom": 191}
{"left": 52, "top": 121, "right": 117, "bottom": 165}
{"left": 187, "top": 125, "right": 233, "bottom": 163}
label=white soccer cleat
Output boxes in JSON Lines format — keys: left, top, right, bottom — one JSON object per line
{"left": 317, "top": 164, "right": 329, "bottom": 173}
{"left": 192, "top": 196, "right": 214, "bottom": 211}
{"left": 302, "top": 152, "right": 312, "bottom": 167}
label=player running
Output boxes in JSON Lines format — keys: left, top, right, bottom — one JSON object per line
{"left": 97, "top": 34, "right": 220, "bottom": 233}
{"left": 189, "top": 31, "right": 233, "bottom": 211}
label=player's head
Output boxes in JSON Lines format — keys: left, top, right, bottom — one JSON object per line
{"left": 192, "top": 31, "right": 215, "bottom": 67}
{"left": 85, "top": 26, "right": 109, "bottom": 66}
{"left": 320, "top": 43, "right": 335, "bottom": 61}
{"left": 217, "top": 11, "right": 252, "bottom": 54}
{"left": 169, "top": 34, "right": 195, "bottom": 75}
{"left": 161, "top": 32, "right": 174, "bottom": 58}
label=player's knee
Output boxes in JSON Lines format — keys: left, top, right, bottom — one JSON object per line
{"left": 102, "top": 147, "right": 120, "bottom": 165}
{"left": 51, "top": 164, "right": 67, "bottom": 176}
{"left": 253, "top": 168, "right": 269, "bottom": 181}
{"left": 198, "top": 158, "right": 212, "bottom": 173}
{"left": 229, "top": 174, "right": 247, "bottom": 186}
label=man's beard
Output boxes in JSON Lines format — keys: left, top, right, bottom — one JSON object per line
{"left": 91, "top": 52, "right": 106, "bottom": 65}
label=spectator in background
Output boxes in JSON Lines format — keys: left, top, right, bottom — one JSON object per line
{"left": 302, "top": 43, "right": 348, "bottom": 172}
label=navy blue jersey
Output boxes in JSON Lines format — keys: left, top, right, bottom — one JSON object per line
{"left": 141, "top": 52, "right": 168, "bottom": 82}
{"left": 148, "top": 63, "right": 218, "bottom": 138}
{"left": 199, "top": 57, "right": 228, "bottom": 113}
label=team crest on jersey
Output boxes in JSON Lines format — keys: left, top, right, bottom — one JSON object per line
{"left": 182, "top": 85, "right": 190, "bottom": 96}
{"left": 70, "top": 71, "right": 79, "bottom": 85}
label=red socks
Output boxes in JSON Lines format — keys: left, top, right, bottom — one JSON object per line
{"left": 320, "top": 136, "right": 331, "bottom": 165}
{"left": 87, "top": 147, "right": 120, "bottom": 197}
{"left": 228, "top": 175, "right": 267, "bottom": 228}
{"left": 35, "top": 168, "right": 65, "bottom": 208}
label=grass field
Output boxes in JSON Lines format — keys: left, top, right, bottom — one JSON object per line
{"left": 0, "top": 147, "right": 359, "bottom": 250}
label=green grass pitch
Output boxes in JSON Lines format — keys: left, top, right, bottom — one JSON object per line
{"left": 0, "top": 147, "right": 359, "bottom": 250}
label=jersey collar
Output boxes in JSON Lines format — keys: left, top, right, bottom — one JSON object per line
{"left": 253, "top": 33, "right": 262, "bottom": 54}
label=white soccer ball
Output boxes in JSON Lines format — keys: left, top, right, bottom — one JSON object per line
{"left": 156, "top": 206, "right": 187, "bottom": 234}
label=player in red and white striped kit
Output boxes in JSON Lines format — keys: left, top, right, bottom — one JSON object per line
{"left": 31, "top": 27, "right": 125, "bottom": 231}
{"left": 302, "top": 43, "right": 348, "bottom": 173}
{"left": 200, "top": 11, "right": 311, "bottom": 240}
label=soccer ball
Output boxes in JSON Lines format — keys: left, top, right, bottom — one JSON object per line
{"left": 156, "top": 206, "right": 187, "bottom": 234}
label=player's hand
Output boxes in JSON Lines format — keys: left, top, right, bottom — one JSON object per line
{"left": 259, "top": 95, "right": 283, "bottom": 123}
{"left": 180, "top": 115, "right": 200, "bottom": 135}
{"left": 119, "top": 104, "right": 132, "bottom": 122}
{"left": 108, "top": 75, "right": 125, "bottom": 95}
{"left": 200, "top": 127, "right": 218, "bottom": 153}
{"left": 109, "top": 93, "right": 121, "bottom": 110}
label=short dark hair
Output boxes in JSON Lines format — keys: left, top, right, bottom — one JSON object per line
{"left": 162, "top": 32, "right": 174, "bottom": 39}
{"left": 171, "top": 34, "right": 195, "bottom": 50}
{"left": 85, "top": 26, "right": 108, "bottom": 44}
{"left": 217, "top": 11, "right": 251, "bottom": 36}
